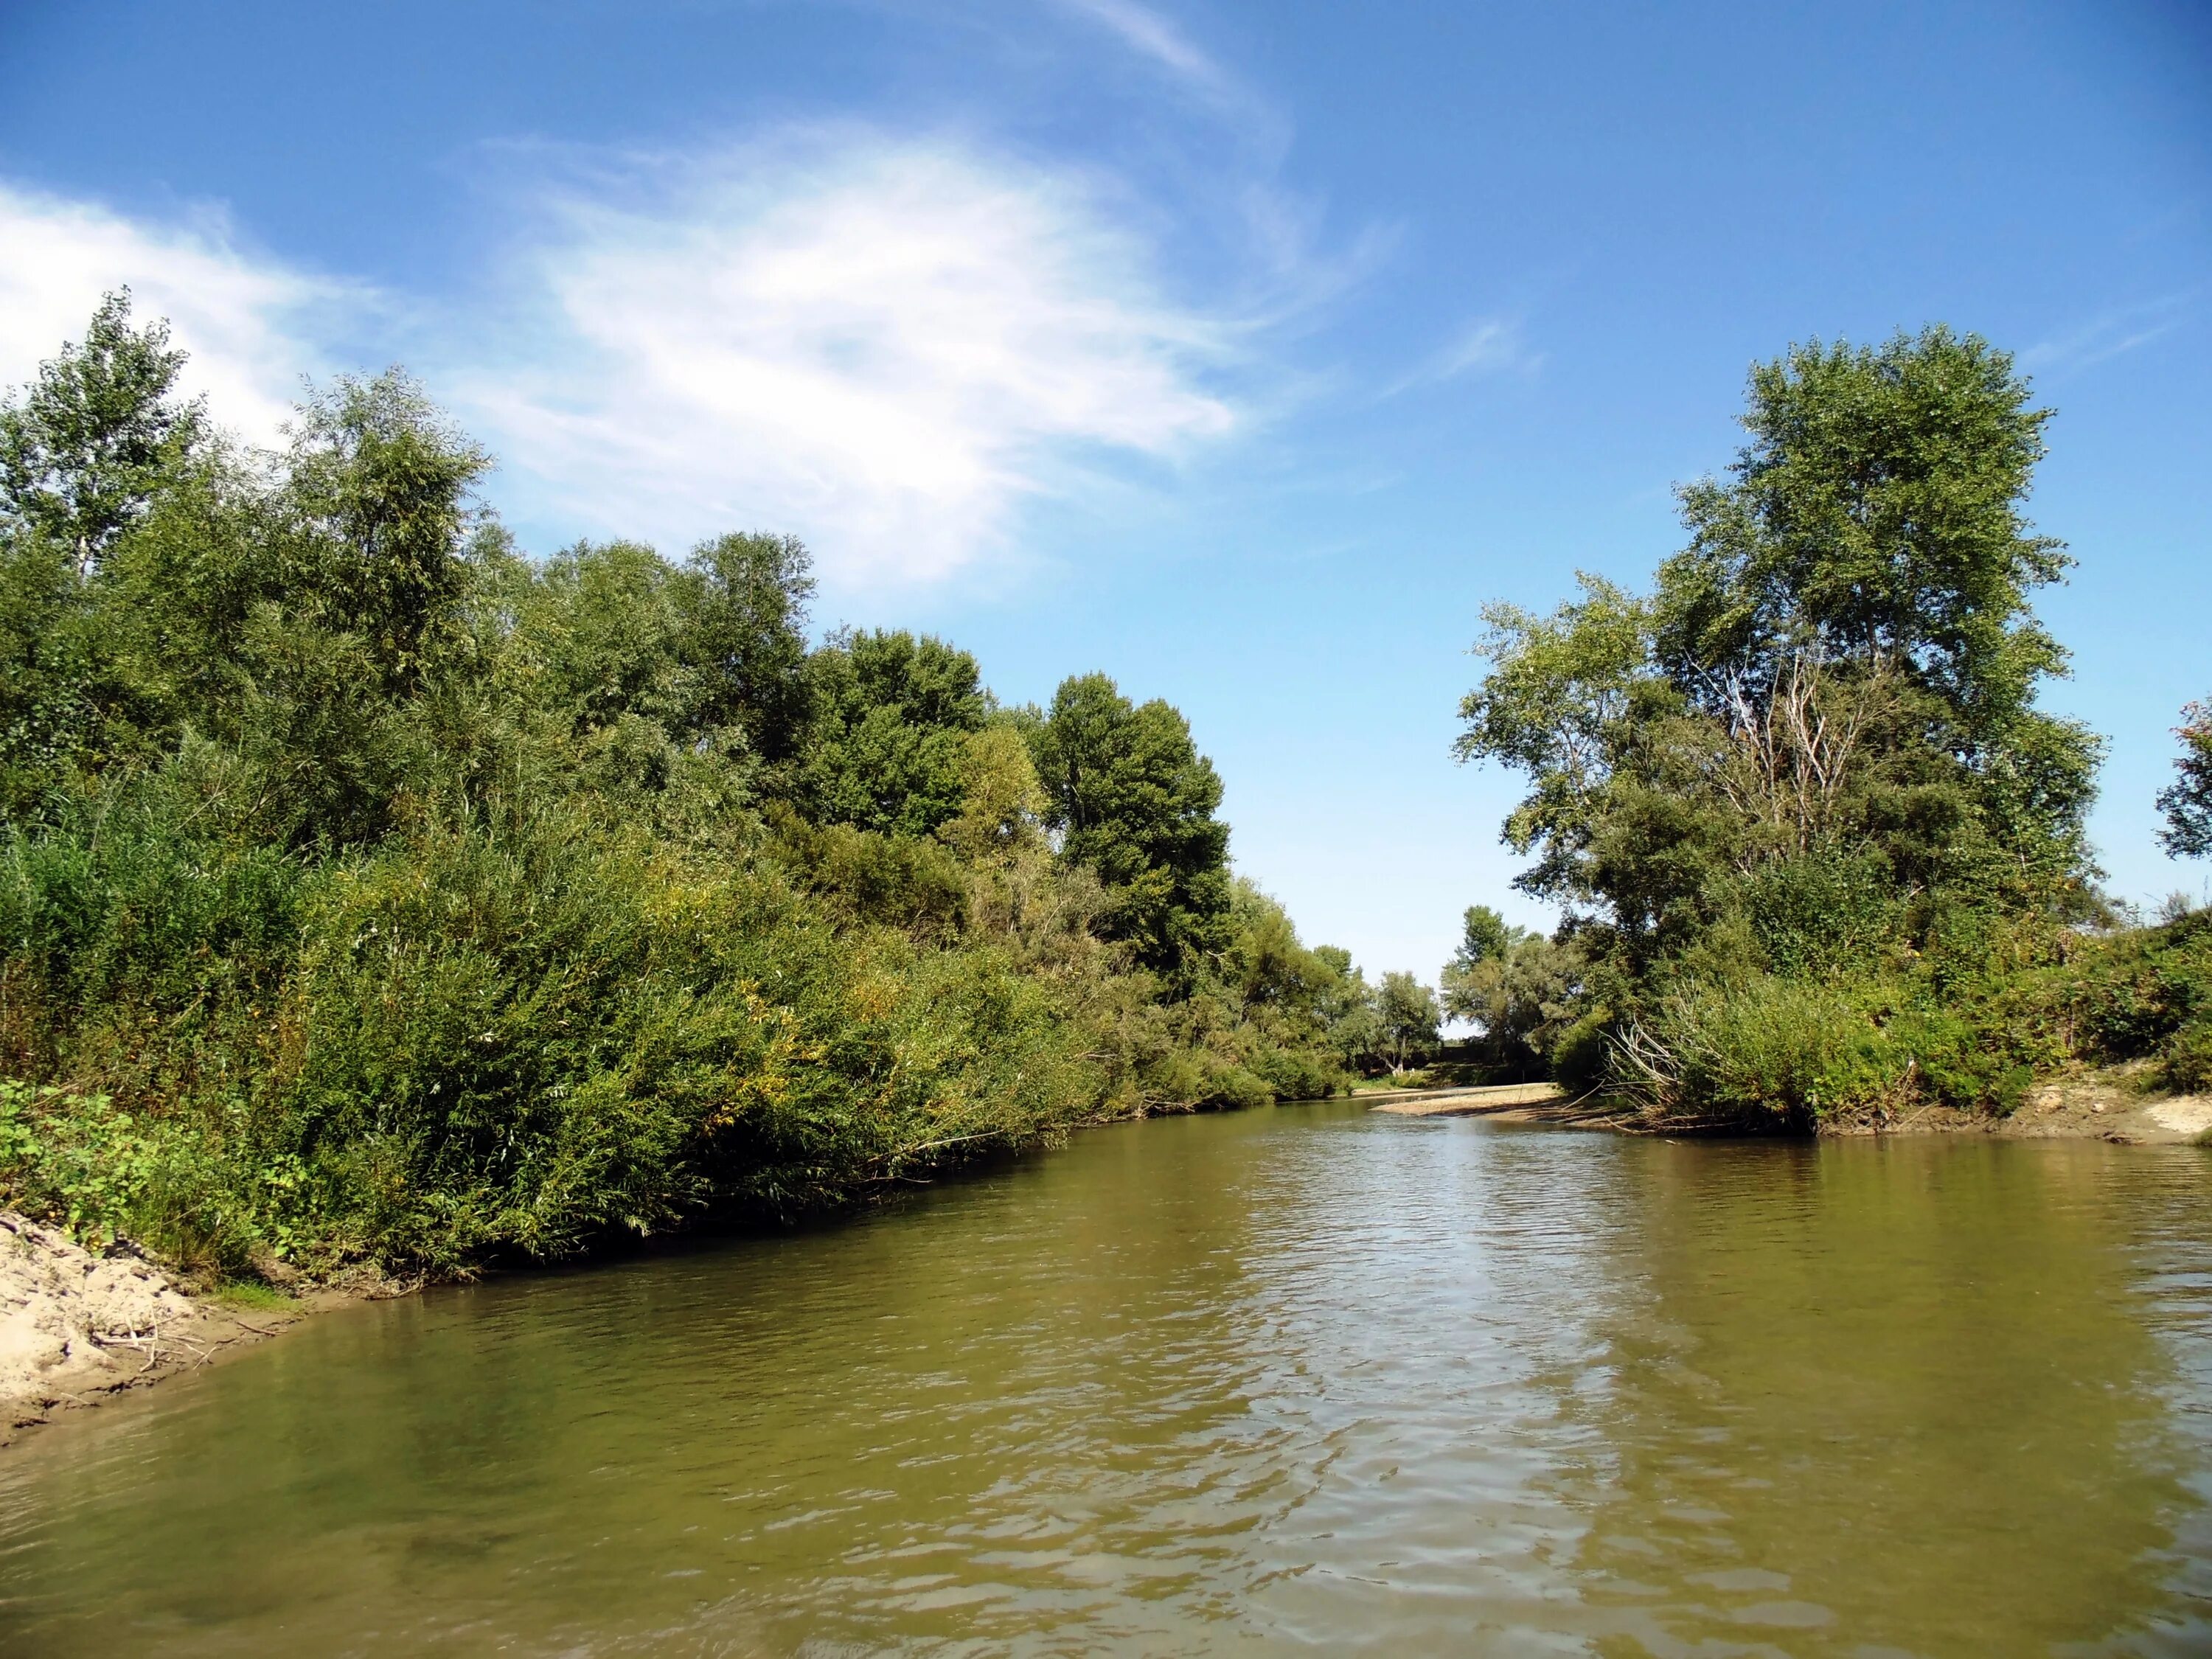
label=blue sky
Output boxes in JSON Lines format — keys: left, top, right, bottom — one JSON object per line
{"left": 2, "top": 0, "right": 2207, "bottom": 983}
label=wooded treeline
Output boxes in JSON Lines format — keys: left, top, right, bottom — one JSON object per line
{"left": 0, "top": 294, "right": 1399, "bottom": 1279}
{"left": 1448, "top": 327, "right": 2211, "bottom": 1127}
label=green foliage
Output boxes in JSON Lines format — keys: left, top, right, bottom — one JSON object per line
{"left": 1374, "top": 971, "right": 1441, "bottom": 1074}
{"left": 1308, "top": 945, "right": 1382, "bottom": 1071}
{"left": 1615, "top": 981, "right": 1912, "bottom": 1130}
{"left": 799, "top": 630, "right": 989, "bottom": 838}
{"left": 2159, "top": 700, "right": 2212, "bottom": 860}
{"left": 0, "top": 289, "right": 206, "bottom": 569}
{"left": 282, "top": 374, "right": 490, "bottom": 697}
{"left": 0, "top": 1081, "right": 159, "bottom": 1248}
{"left": 1658, "top": 329, "right": 2076, "bottom": 744}
{"left": 1441, "top": 907, "right": 1585, "bottom": 1078}
{"left": 0, "top": 297, "right": 1357, "bottom": 1279}
{"left": 2010, "top": 909, "right": 2212, "bottom": 1094}
{"left": 1453, "top": 327, "right": 2135, "bottom": 1127}
{"left": 669, "top": 532, "right": 815, "bottom": 762}
{"left": 1029, "top": 672, "right": 1232, "bottom": 984}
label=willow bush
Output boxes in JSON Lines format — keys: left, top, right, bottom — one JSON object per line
{"left": 0, "top": 295, "right": 1374, "bottom": 1279}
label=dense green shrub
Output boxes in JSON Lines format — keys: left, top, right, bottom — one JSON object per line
{"left": 1615, "top": 979, "right": 1909, "bottom": 1129}
{"left": 2006, "top": 911, "right": 2212, "bottom": 1094}
{"left": 0, "top": 294, "right": 1358, "bottom": 1279}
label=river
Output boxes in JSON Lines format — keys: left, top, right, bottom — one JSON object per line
{"left": 3, "top": 1102, "right": 2210, "bottom": 1655}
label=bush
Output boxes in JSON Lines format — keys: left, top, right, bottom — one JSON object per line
{"left": 0, "top": 1080, "right": 160, "bottom": 1248}
{"left": 1618, "top": 978, "right": 1912, "bottom": 1129}
{"left": 2003, "top": 911, "right": 2212, "bottom": 1094}
{"left": 0, "top": 297, "right": 1361, "bottom": 1281}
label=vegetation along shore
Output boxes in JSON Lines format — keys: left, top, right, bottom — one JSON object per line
{"left": 0, "top": 293, "right": 1402, "bottom": 1430}
{"left": 3, "top": 298, "right": 2208, "bottom": 1436}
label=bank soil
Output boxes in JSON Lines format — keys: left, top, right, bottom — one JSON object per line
{"left": 1367, "top": 1072, "right": 2212, "bottom": 1144}
{"left": 0, "top": 1213, "right": 342, "bottom": 1449}
{"left": 1368, "top": 1082, "right": 1635, "bottom": 1128}
{"left": 1891, "top": 1070, "right": 2212, "bottom": 1145}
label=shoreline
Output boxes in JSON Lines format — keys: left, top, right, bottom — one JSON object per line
{"left": 0, "top": 1214, "right": 386, "bottom": 1451}
{"left": 1362, "top": 1074, "right": 2212, "bottom": 1144}
{"left": 10, "top": 1072, "right": 2204, "bottom": 1450}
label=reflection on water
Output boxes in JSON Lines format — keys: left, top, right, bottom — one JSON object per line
{"left": 2, "top": 1105, "right": 2208, "bottom": 1655}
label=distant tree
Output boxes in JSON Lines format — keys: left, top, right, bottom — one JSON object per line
{"left": 282, "top": 371, "right": 490, "bottom": 695}
{"left": 1450, "top": 904, "right": 1517, "bottom": 972}
{"left": 0, "top": 291, "right": 212, "bottom": 811}
{"left": 1029, "top": 672, "right": 1231, "bottom": 982}
{"left": 799, "top": 630, "right": 989, "bottom": 838}
{"left": 1374, "top": 971, "right": 1441, "bottom": 1074}
{"left": 2158, "top": 700, "right": 2212, "bottom": 860}
{"left": 1441, "top": 905, "right": 1585, "bottom": 1078}
{"left": 0, "top": 288, "right": 206, "bottom": 572}
{"left": 517, "top": 540, "right": 687, "bottom": 734}
{"left": 938, "top": 722, "right": 1048, "bottom": 863}
{"left": 671, "top": 532, "right": 814, "bottom": 762}
{"left": 1224, "top": 880, "right": 1321, "bottom": 1010}
{"left": 1311, "top": 945, "right": 1381, "bottom": 1070}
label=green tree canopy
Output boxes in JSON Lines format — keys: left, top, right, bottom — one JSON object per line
{"left": 0, "top": 288, "right": 206, "bottom": 571}
{"left": 1029, "top": 672, "right": 1231, "bottom": 982}
{"left": 1457, "top": 328, "right": 2103, "bottom": 986}
{"left": 0, "top": 295, "right": 1366, "bottom": 1284}
{"left": 799, "top": 630, "right": 990, "bottom": 838}
{"left": 669, "top": 532, "right": 813, "bottom": 762}
{"left": 1374, "top": 971, "right": 1441, "bottom": 1074}
{"left": 2159, "top": 700, "right": 2212, "bottom": 860}
{"left": 1441, "top": 905, "right": 1585, "bottom": 1079}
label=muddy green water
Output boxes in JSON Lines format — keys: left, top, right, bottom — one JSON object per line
{"left": 4, "top": 1105, "right": 2212, "bottom": 1656}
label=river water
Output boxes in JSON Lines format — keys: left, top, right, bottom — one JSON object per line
{"left": 4, "top": 1102, "right": 2211, "bottom": 1656}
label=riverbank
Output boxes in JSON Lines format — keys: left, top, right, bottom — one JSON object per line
{"left": 1366, "top": 1081, "right": 1634, "bottom": 1128}
{"left": 0, "top": 1214, "right": 380, "bottom": 1450}
{"left": 1365, "top": 1073, "right": 2212, "bottom": 1143}
{"left": 11, "top": 1071, "right": 2203, "bottom": 1450}
{"left": 1869, "top": 1071, "right": 2212, "bottom": 1144}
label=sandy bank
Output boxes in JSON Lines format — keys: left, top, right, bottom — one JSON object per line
{"left": 1366, "top": 1082, "right": 1635, "bottom": 1129}
{"left": 1366, "top": 1074, "right": 2212, "bottom": 1144}
{"left": 0, "top": 1213, "right": 337, "bottom": 1449}
{"left": 1874, "top": 1075, "right": 2212, "bottom": 1145}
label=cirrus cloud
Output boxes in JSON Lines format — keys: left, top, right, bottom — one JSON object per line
{"left": 0, "top": 181, "right": 359, "bottom": 444}
{"left": 456, "top": 133, "right": 1241, "bottom": 585}
{"left": 0, "top": 133, "right": 1248, "bottom": 589}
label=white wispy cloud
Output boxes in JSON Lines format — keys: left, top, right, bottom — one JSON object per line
{"left": 2022, "top": 293, "right": 2194, "bottom": 377}
{"left": 0, "top": 181, "right": 359, "bottom": 443}
{"left": 1050, "top": 0, "right": 1288, "bottom": 159}
{"left": 454, "top": 132, "right": 1239, "bottom": 585}
{"left": 1382, "top": 313, "right": 1538, "bottom": 397}
{"left": 0, "top": 134, "right": 1247, "bottom": 588}
{"left": 1055, "top": 0, "right": 1228, "bottom": 97}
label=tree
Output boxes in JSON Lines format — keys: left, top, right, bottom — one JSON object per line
{"left": 1374, "top": 972, "right": 1440, "bottom": 1074}
{"left": 1457, "top": 329, "right": 2104, "bottom": 986}
{"left": 1450, "top": 904, "right": 1517, "bottom": 973}
{"left": 518, "top": 540, "right": 688, "bottom": 736}
{"left": 1029, "top": 672, "right": 1231, "bottom": 981}
{"left": 670, "top": 532, "right": 814, "bottom": 762}
{"left": 1311, "top": 945, "right": 1381, "bottom": 1070}
{"left": 0, "top": 292, "right": 212, "bottom": 812}
{"left": 2159, "top": 700, "right": 2212, "bottom": 860}
{"left": 1653, "top": 327, "right": 2100, "bottom": 880}
{"left": 799, "top": 630, "right": 989, "bottom": 838}
{"left": 282, "top": 371, "right": 490, "bottom": 695}
{"left": 1440, "top": 905, "right": 1585, "bottom": 1078}
{"left": 0, "top": 289, "right": 205, "bottom": 572}
{"left": 938, "top": 723, "right": 1047, "bottom": 862}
